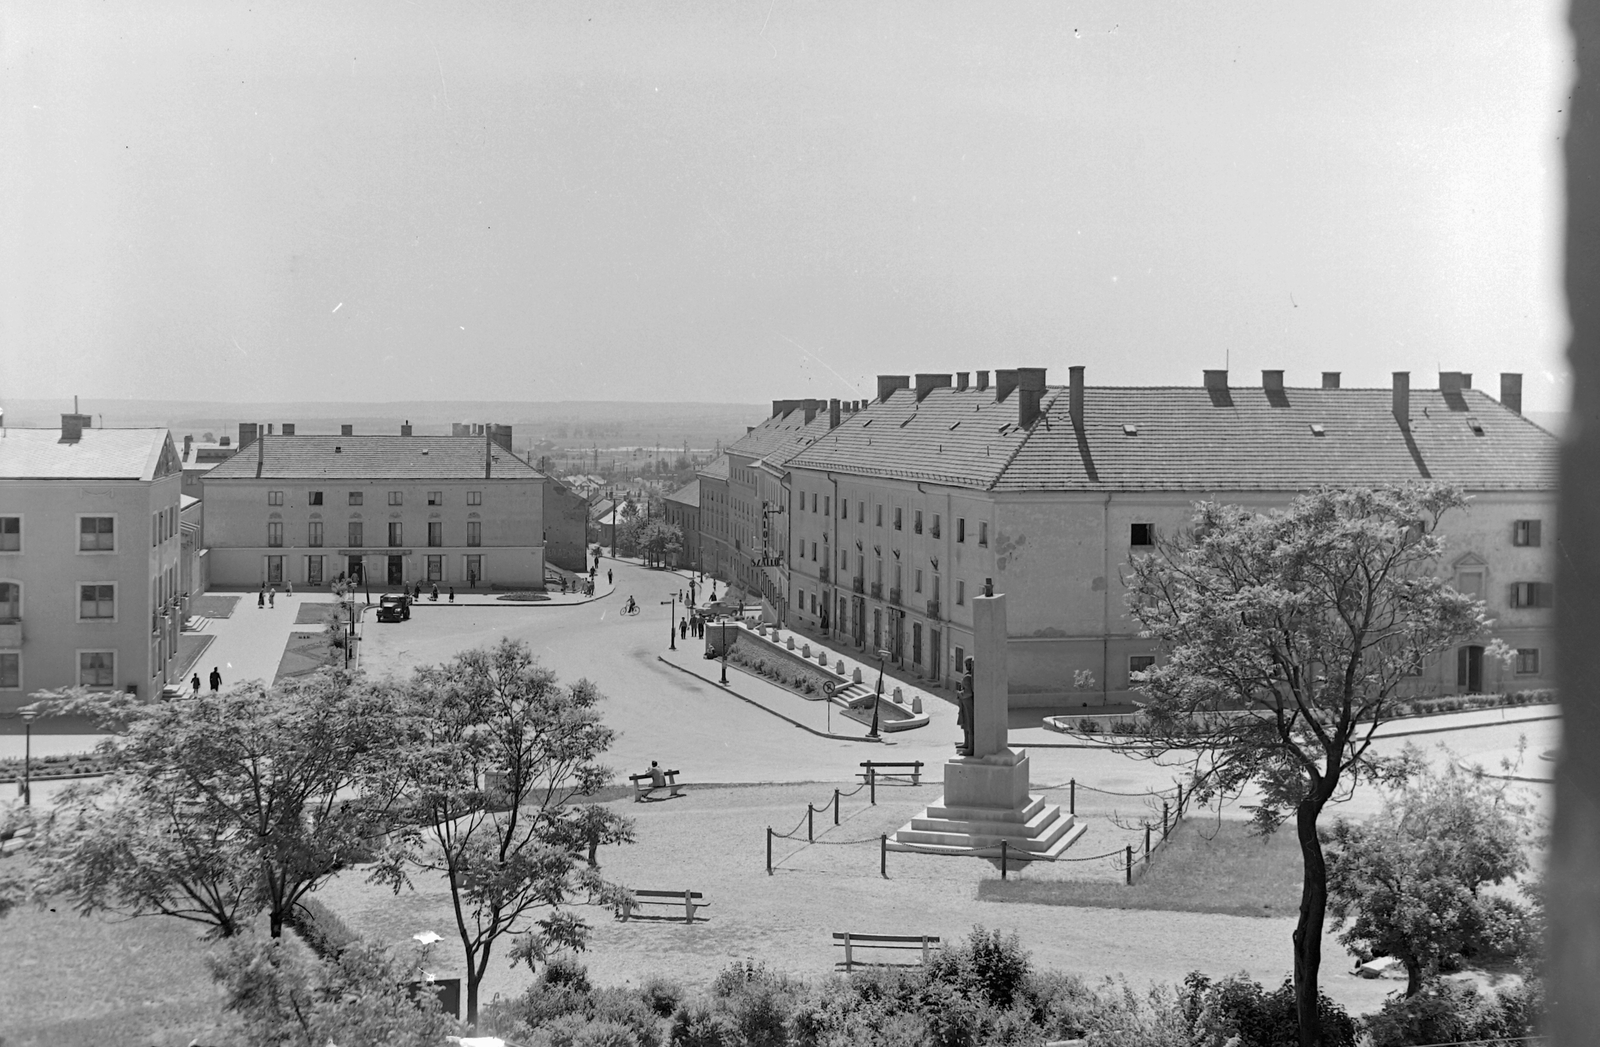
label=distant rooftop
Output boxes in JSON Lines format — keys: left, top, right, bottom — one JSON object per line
{"left": 0, "top": 428, "right": 179, "bottom": 481}
{"left": 204, "top": 434, "right": 543, "bottom": 481}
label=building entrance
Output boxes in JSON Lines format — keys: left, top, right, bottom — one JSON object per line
{"left": 387, "top": 556, "right": 404, "bottom": 586}
{"left": 1458, "top": 644, "right": 1485, "bottom": 692}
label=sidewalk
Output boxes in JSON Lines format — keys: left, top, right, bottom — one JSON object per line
{"left": 657, "top": 644, "right": 881, "bottom": 742}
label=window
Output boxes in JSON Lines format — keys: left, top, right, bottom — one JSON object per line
{"left": 79, "top": 517, "right": 115, "bottom": 551}
{"left": 0, "top": 582, "right": 18, "bottom": 618}
{"left": 893, "top": 507, "right": 903, "bottom": 531}
{"left": 812, "top": 493, "right": 818, "bottom": 513}
{"left": 840, "top": 499, "right": 847, "bottom": 519}
{"left": 306, "top": 555, "right": 324, "bottom": 586}
{"left": 308, "top": 521, "right": 323, "bottom": 547}
{"left": 348, "top": 522, "right": 364, "bottom": 547}
{"left": 427, "top": 555, "right": 443, "bottom": 582}
{"left": 876, "top": 504, "right": 883, "bottom": 527}
{"left": 266, "top": 556, "right": 283, "bottom": 585}
{"left": 957, "top": 518, "right": 966, "bottom": 543}
{"left": 956, "top": 580, "right": 966, "bottom": 605}
{"left": 267, "top": 522, "right": 283, "bottom": 548}
{"left": 466, "top": 521, "right": 482, "bottom": 547}
{"left": 824, "top": 496, "right": 830, "bottom": 516}
{"left": 914, "top": 510, "right": 923, "bottom": 534}
{"left": 428, "top": 522, "right": 442, "bottom": 547}
{"left": 1512, "top": 520, "right": 1543, "bottom": 547}
{"left": 0, "top": 517, "right": 18, "bottom": 551}
{"left": 79, "top": 584, "right": 115, "bottom": 620}
{"left": 1509, "top": 581, "right": 1553, "bottom": 608}
{"left": 79, "top": 651, "right": 115, "bottom": 688}
{"left": 0, "top": 652, "right": 17, "bottom": 689}
{"left": 467, "top": 491, "right": 483, "bottom": 506}
{"left": 348, "top": 491, "right": 364, "bottom": 505}
{"left": 810, "top": 592, "right": 817, "bottom": 614}
{"left": 465, "top": 554, "right": 482, "bottom": 584}
{"left": 1456, "top": 569, "right": 1485, "bottom": 599}
{"left": 387, "top": 491, "right": 403, "bottom": 506}
{"left": 1516, "top": 649, "right": 1541, "bottom": 674}
{"left": 931, "top": 514, "right": 941, "bottom": 539}
{"left": 388, "top": 523, "right": 403, "bottom": 547}
{"left": 428, "top": 491, "right": 443, "bottom": 506}
{"left": 268, "top": 491, "right": 284, "bottom": 506}
{"left": 308, "top": 491, "right": 324, "bottom": 506}
{"left": 1129, "top": 655, "right": 1156, "bottom": 678}
{"left": 978, "top": 522, "right": 988, "bottom": 547}
{"left": 858, "top": 503, "right": 865, "bottom": 523}
{"left": 914, "top": 569, "right": 923, "bottom": 594}
{"left": 1130, "top": 523, "right": 1154, "bottom": 547}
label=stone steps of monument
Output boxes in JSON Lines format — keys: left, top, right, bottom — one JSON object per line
{"left": 908, "top": 803, "right": 1068, "bottom": 845}
{"left": 829, "top": 683, "right": 874, "bottom": 709}
{"left": 888, "top": 819, "right": 1088, "bottom": 860}
{"left": 922, "top": 794, "right": 1049, "bottom": 825}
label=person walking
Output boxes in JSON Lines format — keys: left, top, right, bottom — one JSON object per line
{"left": 286, "top": 581, "right": 294, "bottom": 596}
{"left": 679, "top": 617, "right": 688, "bottom": 640}
{"left": 191, "top": 673, "right": 201, "bottom": 696}
{"left": 269, "top": 587, "right": 276, "bottom": 608}
{"left": 449, "top": 587, "right": 456, "bottom": 602}
{"left": 209, "top": 666, "right": 222, "bottom": 693}
{"left": 607, "top": 568, "right": 613, "bottom": 586}
{"left": 258, "top": 587, "right": 266, "bottom": 609}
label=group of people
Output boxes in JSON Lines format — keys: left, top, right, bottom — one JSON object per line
{"left": 257, "top": 582, "right": 291, "bottom": 608}
{"left": 404, "top": 581, "right": 450, "bottom": 602}
{"left": 679, "top": 615, "right": 710, "bottom": 640}
{"left": 188, "top": 666, "right": 223, "bottom": 696}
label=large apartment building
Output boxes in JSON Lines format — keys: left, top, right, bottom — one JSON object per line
{"left": 0, "top": 417, "right": 185, "bottom": 712}
{"left": 718, "top": 367, "right": 1556, "bottom": 712}
{"left": 201, "top": 426, "right": 548, "bottom": 590}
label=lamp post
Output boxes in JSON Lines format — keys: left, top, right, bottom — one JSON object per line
{"left": 869, "top": 648, "right": 890, "bottom": 739}
{"left": 20, "top": 708, "right": 36, "bottom": 807}
{"left": 720, "top": 621, "right": 730, "bottom": 685}
{"left": 662, "top": 593, "right": 677, "bottom": 650}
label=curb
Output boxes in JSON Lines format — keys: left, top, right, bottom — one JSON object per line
{"left": 656, "top": 656, "right": 885, "bottom": 744}
{"left": 1032, "top": 711, "right": 1561, "bottom": 749}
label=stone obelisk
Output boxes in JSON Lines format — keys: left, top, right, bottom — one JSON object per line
{"left": 889, "top": 580, "right": 1084, "bottom": 859}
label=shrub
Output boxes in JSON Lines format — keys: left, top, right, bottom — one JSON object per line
{"left": 543, "top": 953, "right": 594, "bottom": 993}
{"left": 1076, "top": 718, "right": 1101, "bottom": 734}
{"left": 1179, "top": 972, "right": 1356, "bottom": 1047}
{"left": 640, "top": 977, "right": 685, "bottom": 1018}
{"left": 1361, "top": 978, "right": 1538, "bottom": 1047}
{"left": 289, "top": 896, "right": 360, "bottom": 960}
{"left": 590, "top": 986, "right": 666, "bottom": 1047}
{"left": 669, "top": 1000, "right": 736, "bottom": 1047}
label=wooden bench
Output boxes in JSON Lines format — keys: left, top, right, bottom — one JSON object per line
{"left": 629, "top": 769, "right": 685, "bottom": 802}
{"left": 622, "top": 889, "right": 709, "bottom": 923}
{"left": 832, "top": 932, "right": 940, "bottom": 971}
{"left": 858, "top": 760, "right": 924, "bottom": 786}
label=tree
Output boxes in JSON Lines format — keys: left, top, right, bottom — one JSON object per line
{"left": 1120, "top": 484, "right": 1490, "bottom": 1047}
{"left": 31, "top": 672, "right": 401, "bottom": 938}
{"left": 638, "top": 520, "right": 684, "bottom": 567}
{"left": 370, "top": 639, "right": 632, "bottom": 1027}
{"left": 1323, "top": 755, "right": 1535, "bottom": 996}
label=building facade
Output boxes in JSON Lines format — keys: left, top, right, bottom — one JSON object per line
{"left": 770, "top": 367, "right": 1557, "bottom": 711}
{"left": 201, "top": 430, "right": 547, "bottom": 591}
{"left": 663, "top": 478, "right": 701, "bottom": 571}
{"left": 0, "top": 418, "right": 185, "bottom": 711}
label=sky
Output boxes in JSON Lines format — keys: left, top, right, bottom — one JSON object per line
{"left": 0, "top": 2, "right": 1575, "bottom": 413}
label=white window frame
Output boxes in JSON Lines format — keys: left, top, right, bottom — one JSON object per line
{"left": 77, "top": 514, "right": 117, "bottom": 553}
{"left": 308, "top": 491, "right": 324, "bottom": 506}
{"left": 955, "top": 579, "right": 966, "bottom": 605}
{"left": 78, "top": 581, "right": 117, "bottom": 622}
{"left": 267, "top": 521, "right": 283, "bottom": 548}
{"left": 1129, "top": 654, "right": 1156, "bottom": 679}
{"left": 427, "top": 491, "right": 443, "bottom": 506}
{"left": 388, "top": 491, "right": 404, "bottom": 506}
{"left": 0, "top": 651, "right": 20, "bottom": 690}
{"left": 0, "top": 515, "right": 19, "bottom": 553}
{"left": 268, "top": 490, "right": 285, "bottom": 506}
{"left": 467, "top": 491, "right": 483, "bottom": 506}
{"left": 77, "top": 649, "right": 116, "bottom": 689}
{"left": 0, "top": 579, "right": 20, "bottom": 620}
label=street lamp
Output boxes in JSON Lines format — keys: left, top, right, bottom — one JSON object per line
{"left": 662, "top": 592, "right": 677, "bottom": 651}
{"left": 720, "top": 621, "right": 730, "bottom": 685}
{"left": 19, "top": 708, "right": 36, "bottom": 807}
{"left": 869, "top": 648, "right": 890, "bottom": 739}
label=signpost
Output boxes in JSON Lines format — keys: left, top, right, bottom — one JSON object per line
{"left": 660, "top": 594, "right": 676, "bottom": 650}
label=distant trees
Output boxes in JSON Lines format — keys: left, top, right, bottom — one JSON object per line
{"left": 1121, "top": 484, "right": 1490, "bottom": 1047}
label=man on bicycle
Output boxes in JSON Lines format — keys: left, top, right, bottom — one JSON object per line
{"left": 624, "top": 595, "right": 638, "bottom": 615}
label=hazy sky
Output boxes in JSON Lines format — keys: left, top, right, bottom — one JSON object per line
{"left": 1, "top": 2, "right": 1573, "bottom": 412}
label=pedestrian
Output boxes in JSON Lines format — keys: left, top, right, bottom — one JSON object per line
{"left": 191, "top": 673, "right": 201, "bottom": 696}
{"left": 269, "top": 587, "right": 276, "bottom": 608}
{"left": 449, "top": 587, "right": 456, "bottom": 602}
{"left": 286, "top": 580, "right": 294, "bottom": 596}
{"left": 209, "top": 666, "right": 222, "bottom": 693}
{"left": 607, "top": 568, "right": 613, "bottom": 586}
{"left": 431, "top": 583, "right": 439, "bottom": 601}
{"left": 680, "top": 618, "right": 688, "bottom": 640}
{"left": 258, "top": 588, "right": 265, "bottom": 609}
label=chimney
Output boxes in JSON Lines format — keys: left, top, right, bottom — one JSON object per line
{"left": 772, "top": 400, "right": 784, "bottom": 419}
{"left": 1016, "top": 367, "right": 1047, "bottom": 427}
{"left": 1069, "top": 366, "right": 1086, "bottom": 430}
{"left": 239, "top": 423, "right": 258, "bottom": 449}
{"left": 1440, "top": 371, "right": 1464, "bottom": 395}
{"left": 876, "top": 375, "right": 910, "bottom": 403}
{"left": 1203, "top": 369, "right": 1229, "bottom": 391}
{"left": 257, "top": 427, "right": 265, "bottom": 474}
{"left": 914, "top": 373, "right": 952, "bottom": 402}
{"left": 489, "top": 424, "right": 512, "bottom": 452}
{"left": 1321, "top": 372, "right": 1341, "bottom": 389}
{"left": 183, "top": 434, "right": 193, "bottom": 457}
{"left": 955, "top": 372, "right": 970, "bottom": 391}
{"left": 1262, "top": 370, "right": 1284, "bottom": 392}
{"left": 220, "top": 436, "right": 232, "bottom": 447}
{"left": 401, "top": 421, "right": 413, "bottom": 436}
{"left": 828, "top": 398, "right": 841, "bottom": 429}
{"left": 1500, "top": 373, "right": 1523, "bottom": 415}
{"left": 995, "top": 369, "right": 1020, "bottom": 402}
{"left": 803, "top": 399, "right": 821, "bottom": 424}
{"left": 60, "top": 412, "right": 91, "bottom": 442}
{"left": 1461, "top": 374, "right": 1473, "bottom": 389}
{"left": 975, "top": 370, "right": 990, "bottom": 392}
{"left": 266, "top": 423, "right": 274, "bottom": 436}
{"left": 1392, "top": 372, "right": 1411, "bottom": 427}
{"left": 281, "top": 423, "right": 295, "bottom": 436}
{"left": 340, "top": 424, "right": 354, "bottom": 436}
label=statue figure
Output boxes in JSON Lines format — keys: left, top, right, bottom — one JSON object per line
{"left": 957, "top": 657, "right": 976, "bottom": 756}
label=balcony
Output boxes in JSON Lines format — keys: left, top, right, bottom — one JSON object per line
{"left": 870, "top": 581, "right": 883, "bottom": 599}
{"left": 930, "top": 524, "right": 940, "bottom": 539}
{"left": 888, "top": 587, "right": 902, "bottom": 606}
{"left": 926, "top": 600, "right": 941, "bottom": 620}
{"left": 852, "top": 576, "right": 865, "bottom": 594}
{"left": 818, "top": 565, "right": 830, "bottom": 582}
{"left": 0, "top": 620, "right": 19, "bottom": 647}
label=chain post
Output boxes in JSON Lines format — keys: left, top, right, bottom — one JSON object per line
{"left": 766, "top": 827, "right": 772, "bottom": 875}
{"left": 1163, "top": 801, "right": 1170, "bottom": 838}
{"left": 1069, "top": 778, "right": 1076, "bottom": 815}
{"left": 834, "top": 788, "right": 840, "bottom": 825}
{"left": 1145, "top": 823, "right": 1151, "bottom": 859}
{"left": 1125, "top": 844, "right": 1133, "bottom": 885}
{"left": 808, "top": 805, "right": 814, "bottom": 843}
{"left": 1001, "top": 840, "right": 1008, "bottom": 880}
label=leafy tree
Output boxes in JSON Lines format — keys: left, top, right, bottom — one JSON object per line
{"left": 208, "top": 934, "right": 459, "bottom": 1046}
{"left": 639, "top": 520, "right": 685, "bottom": 568}
{"left": 1121, "top": 484, "right": 1490, "bottom": 1046}
{"left": 1323, "top": 756, "right": 1535, "bottom": 996}
{"left": 30, "top": 672, "right": 401, "bottom": 938}
{"left": 371, "top": 638, "right": 632, "bottom": 1026}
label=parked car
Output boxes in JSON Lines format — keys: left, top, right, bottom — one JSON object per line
{"left": 376, "top": 593, "right": 411, "bottom": 622}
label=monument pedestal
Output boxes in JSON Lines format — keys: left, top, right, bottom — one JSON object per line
{"left": 887, "top": 748, "right": 1085, "bottom": 859}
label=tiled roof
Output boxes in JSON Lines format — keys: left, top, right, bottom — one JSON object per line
{"left": 203, "top": 435, "right": 543, "bottom": 481}
{"left": 666, "top": 478, "right": 702, "bottom": 508}
{"left": 786, "top": 385, "right": 1557, "bottom": 493}
{"left": 698, "top": 454, "right": 730, "bottom": 481}
{"left": 0, "top": 428, "right": 177, "bottom": 480}
{"left": 726, "top": 409, "right": 835, "bottom": 470}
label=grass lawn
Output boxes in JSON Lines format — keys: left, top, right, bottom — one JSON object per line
{"left": 0, "top": 903, "right": 234, "bottom": 1047}
{"left": 979, "top": 816, "right": 1303, "bottom": 917}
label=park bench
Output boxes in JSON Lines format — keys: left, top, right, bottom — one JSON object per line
{"left": 629, "top": 769, "right": 685, "bottom": 802}
{"left": 858, "top": 760, "right": 924, "bottom": 786}
{"left": 832, "top": 932, "right": 941, "bottom": 971}
{"left": 622, "top": 889, "right": 709, "bottom": 923}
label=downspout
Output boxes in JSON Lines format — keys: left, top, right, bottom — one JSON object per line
{"left": 828, "top": 471, "right": 840, "bottom": 641}
{"left": 1102, "top": 492, "right": 1112, "bottom": 706}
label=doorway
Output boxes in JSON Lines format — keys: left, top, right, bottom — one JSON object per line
{"left": 347, "top": 556, "right": 364, "bottom": 583}
{"left": 1457, "top": 645, "right": 1484, "bottom": 692}
{"left": 387, "top": 556, "right": 404, "bottom": 586}
{"left": 872, "top": 609, "right": 882, "bottom": 652}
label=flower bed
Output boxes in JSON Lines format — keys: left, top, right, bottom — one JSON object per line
{"left": 0, "top": 750, "right": 116, "bottom": 783}
{"left": 724, "top": 635, "right": 838, "bottom": 698}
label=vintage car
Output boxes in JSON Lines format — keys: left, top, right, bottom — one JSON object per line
{"left": 376, "top": 593, "right": 412, "bottom": 623}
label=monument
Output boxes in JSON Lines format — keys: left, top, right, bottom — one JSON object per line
{"left": 888, "top": 580, "right": 1085, "bottom": 859}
